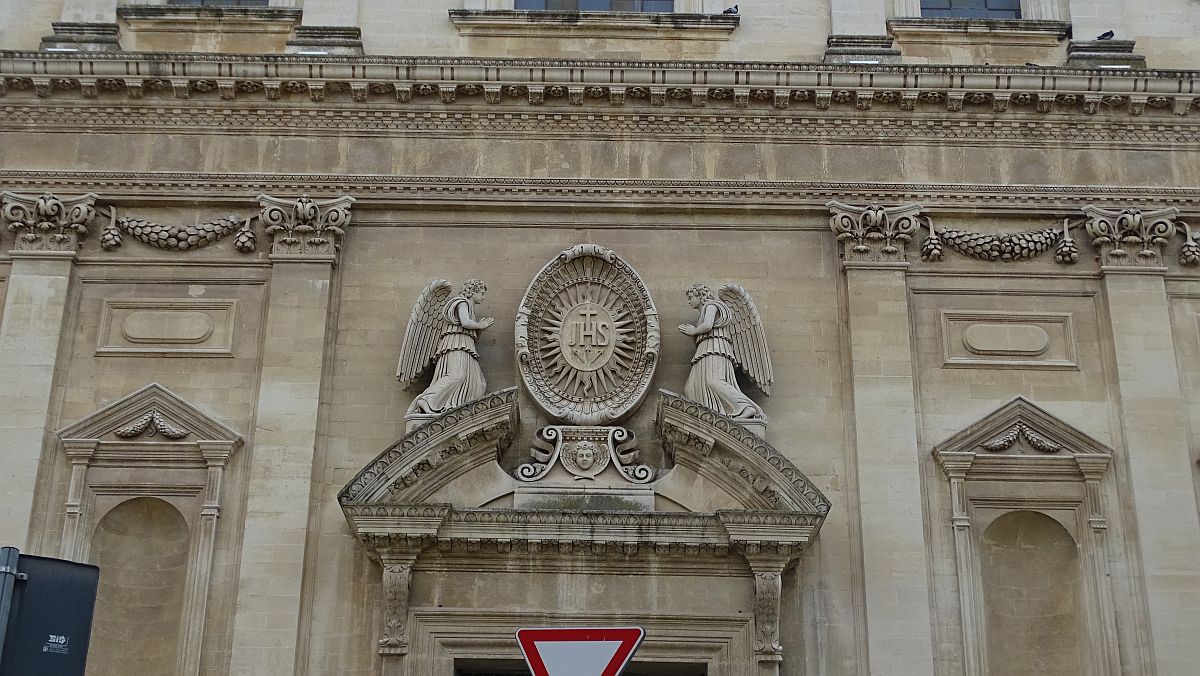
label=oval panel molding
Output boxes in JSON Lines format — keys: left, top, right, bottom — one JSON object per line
{"left": 962, "top": 323, "right": 1050, "bottom": 356}
{"left": 515, "top": 244, "right": 660, "bottom": 425}
{"left": 123, "top": 310, "right": 215, "bottom": 344}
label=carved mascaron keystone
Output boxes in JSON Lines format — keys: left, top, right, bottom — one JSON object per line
{"left": 515, "top": 424, "right": 653, "bottom": 484}
{"left": 516, "top": 244, "right": 660, "bottom": 425}
{"left": 1081, "top": 205, "right": 1180, "bottom": 267}
{"left": 827, "top": 200, "right": 925, "bottom": 264}
{"left": 2, "top": 191, "right": 98, "bottom": 253}
{"left": 258, "top": 193, "right": 354, "bottom": 258}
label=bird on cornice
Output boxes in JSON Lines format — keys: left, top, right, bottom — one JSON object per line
{"left": 723, "top": 5, "right": 739, "bottom": 14}
{"left": 1096, "top": 30, "right": 1115, "bottom": 40}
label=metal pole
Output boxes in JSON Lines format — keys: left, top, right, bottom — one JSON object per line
{"left": 0, "top": 547, "right": 20, "bottom": 670}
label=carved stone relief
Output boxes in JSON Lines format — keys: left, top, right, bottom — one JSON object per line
{"left": 827, "top": 200, "right": 925, "bottom": 263}
{"left": 396, "top": 279, "right": 495, "bottom": 432}
{"left": 515, "top": 425, "right": 653, "bottom": 484}
{"left": 1, "top": 191, "right": 97, "bottom": 253}
{"left": 516, "top": 244, "right": 659, "bottom": 425}
{"left": 678, "top": 283, "right": 773, "bottom": 437}
{"left": 1082, "top": 205, "right": 1181, "bottom": 267}
{"left": 100, "top": 210, "right": 256, "bottom": 253}
{"left": 258, "top": 193, "right": 354, "bottom": 258}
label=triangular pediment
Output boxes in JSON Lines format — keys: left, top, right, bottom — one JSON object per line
{"left": 932, "top": 396, "right": 1113, "bottom": 459}
{"left": 58, "top": 382, "right": 241, "bottom": 444}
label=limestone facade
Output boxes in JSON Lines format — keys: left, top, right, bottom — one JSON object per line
{"left": 2, "top": 2, "right": 1200, "bottom": 676}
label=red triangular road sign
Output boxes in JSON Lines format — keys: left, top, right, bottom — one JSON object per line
{"left": 516, "top": 627, "right": 645, "bottom": 676}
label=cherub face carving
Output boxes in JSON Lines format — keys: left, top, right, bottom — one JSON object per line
{"left": 574, "top": 441, "right": 597, "bottom": 470}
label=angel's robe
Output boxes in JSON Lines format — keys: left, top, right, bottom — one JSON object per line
{"left": 407, "top": 297, "right": 486, "bottom": 415}
{"left": 684, "top": 299, "right": 764, "bottom": 420}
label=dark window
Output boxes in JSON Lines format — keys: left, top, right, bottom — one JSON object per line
{"left": 514, "top": 0, "right": 675, "bottom": 11}
{"left": 166, "top": 0, "right": 271, "bottom": 6}
{"left": 920, "top": 0, "right": 1021, "bottom": 19}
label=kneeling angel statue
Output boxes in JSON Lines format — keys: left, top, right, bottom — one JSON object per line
{"left": 397, "top": 279, "right": 495, "bottom": 424}
{"left": 678, "top": 283, "right": 773, "bottom": 428}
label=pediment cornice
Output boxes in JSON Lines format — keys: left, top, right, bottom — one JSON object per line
{"left": 931, "top": 396, "right": 1113, "bottom": 480}
{"left": 58, "top": 382, "right": 240, "bottom": 448}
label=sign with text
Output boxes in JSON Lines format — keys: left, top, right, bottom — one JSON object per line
{"left": 516, "top": 627, "right": 644, "bottom": 676}
{"left": 0, "top": 553, "right": 99, "bottom": 676}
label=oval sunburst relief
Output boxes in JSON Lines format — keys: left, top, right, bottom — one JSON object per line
{"left": 516, "top": 244, "right": 660, "bottom": 425}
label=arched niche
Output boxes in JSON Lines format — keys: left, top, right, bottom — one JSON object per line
{"left": 88, "top": 497, "right": 191, "bottom": 676}
{"left": 56, "top": 383, "right": 242, "bottom": 676}
{"left": 339, "top": 389, "right": 831, "bottom": 676}
{"left": 980, "top": 510, "right": 1083, "bottom": 676}
{"left": 932, "top": 397, "right": 1118, "bottom": 676}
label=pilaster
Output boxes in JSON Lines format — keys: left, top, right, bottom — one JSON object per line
{"left": 0, "top": 191, "right": 94, "bottom": 549}
{"left": 41, "top": 0, "right": 119, "bottom": 51}
{"left": 285, "top": 0, "right": 363, "bottom": 55}
{"left": 825, "top": 0, "right": 899, "bottom": 63}
{"left": 1088, "top": 205, "right": 1200, "bottom": 675}
{"left": 828, "top": 201, "right": 937, "bottom": 676}
{"left": 228, "top": 195, "right": 352, "bottom": 676}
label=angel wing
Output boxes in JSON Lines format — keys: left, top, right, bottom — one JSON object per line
{"left": 718, "top": 283, "right": 774, "bottom": 396}
{"left": 396, "top": 279, "right": 454, "bottom": 389}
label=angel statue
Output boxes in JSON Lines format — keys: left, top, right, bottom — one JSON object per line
{"left": 396, "top": 279, "right": 495, "bottom": 426}
{"left": 678, "top": 283, "right": 773, "bottom": 426}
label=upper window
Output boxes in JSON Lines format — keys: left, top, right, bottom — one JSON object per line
{"left": 514, "top": 0, "right": 675, "bottom": 11}
{"left": 920, "top": 0, "right": 1021, "bottom": 19}
{"left": 165, "top": 0, "right": 270, "bottom": 6}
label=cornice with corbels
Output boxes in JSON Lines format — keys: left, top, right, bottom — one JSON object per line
{"left": 2, "top": 53, "right": 1200, "bottom": 119}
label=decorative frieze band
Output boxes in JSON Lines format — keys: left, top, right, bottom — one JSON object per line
{"left": 829, "top": 200, "right": 1196, "bottom": 269}
{"left": 1, "top": 191, "right": 354, "bottom": 261}
{"left": 2, "top": 53, "right": 1199, "bottom": 119}
{"left": 5, "top": 173, "right": 1200, "bottom": 214}
{"left": 2, "top": 105, "right": 1196, "bottom": 149}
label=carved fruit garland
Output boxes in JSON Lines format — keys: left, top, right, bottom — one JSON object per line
{"left": 113, "top": 410, "right": 190, "bottom": 439}
{"left": 101, "top": 210, "right": 256, "bottom": 253}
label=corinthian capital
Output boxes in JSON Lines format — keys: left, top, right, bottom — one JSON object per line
{"left": 1081, "top": 205, "right": 1180, "bottom": 268}
{"left": 2, "top": 191, "right": 98, "bottom": 254}
{"left": 258, "top": 193, "right": 355, "bottom": 260}
{"left": 827, "top": 201, "right": 925, "bottom": 264}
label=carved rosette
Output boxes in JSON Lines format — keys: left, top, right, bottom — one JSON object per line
{"left": 2, "top": 191, "right": 98, "bottom": 253}
{"left": 1082, "top": 205, "right": 1180, "bottom": 267}
{"left": 258, "top": 193, "right": 355, "bottom": 258}
{"left": 827, "top": 201, "right": 924, "bottom": 264}
{"left": 516, "top": 244, "right": 660, "bottom": 425}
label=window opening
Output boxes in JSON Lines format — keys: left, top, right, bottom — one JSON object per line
{"left": 514, "top": 0, "right": 675, "bottom": 12}
{"left": 166, "top": 0, "right": 272, "bottom": 7}
{"left": 920, "top": 0, "right": 1021, "bottom": 19}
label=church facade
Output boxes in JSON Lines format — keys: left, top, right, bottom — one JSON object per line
{"left": 1, "top": 1, "right": 1199, "bottom": 675}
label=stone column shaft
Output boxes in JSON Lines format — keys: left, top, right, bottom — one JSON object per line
{"left": 1102, "top": 270, "right": 1200, "bottom": 676}
{"left": 0, "top": 253, "right": 76, "bottom": 549}
{"left": 228, "top": 260, "right": 336, "bottom": 676}
{"left": 843, "top": 264, "right": 937, "bottom": 676}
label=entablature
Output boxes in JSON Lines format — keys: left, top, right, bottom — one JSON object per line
{"left": 2, "top": 52, "right": 1200, "bottom": 118}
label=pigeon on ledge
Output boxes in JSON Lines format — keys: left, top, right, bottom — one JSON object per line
{"left": 1095, "top": 30, "right": 1115, "bottom": 40}
{"left": 723, "top": 5, "right": 739, "bottom": 14}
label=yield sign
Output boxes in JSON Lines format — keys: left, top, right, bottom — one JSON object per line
{"left": 516, "top": 627, "right": 645, "bottom": 676}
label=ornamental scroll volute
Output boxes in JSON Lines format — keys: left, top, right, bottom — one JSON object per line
{"left": 515, "top": 244, "right": 660, "bottom": 426}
